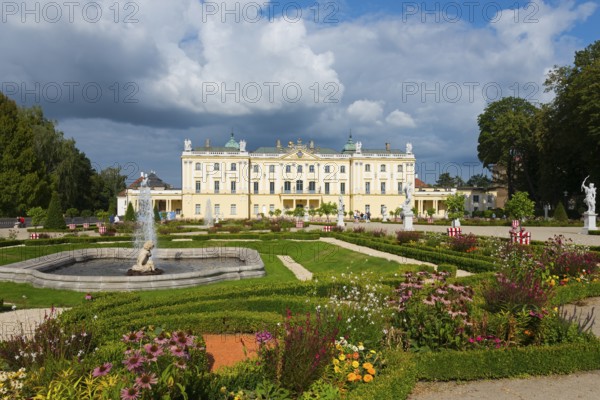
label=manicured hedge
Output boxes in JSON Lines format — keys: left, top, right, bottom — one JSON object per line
{"left": 331, "top": 233, "right": 496, "bottom": 273}
{"left": 415, "top": 341, "right": 600, "bottom": 381}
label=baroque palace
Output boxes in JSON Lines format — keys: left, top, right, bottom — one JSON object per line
{"left": 118, "top": 134, "right": 504, "bottom": 220}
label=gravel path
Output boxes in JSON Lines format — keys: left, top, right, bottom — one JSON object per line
{"left": 277, "top": 255, "right": 313, "bottom": 281}
{"left": 0, "top": 308, "right": 66, "bottom": 341}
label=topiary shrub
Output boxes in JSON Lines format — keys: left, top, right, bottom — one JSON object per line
{"left": 44, "top": 192, "right": 66, "bottom": 229}
{"left": 553, "top": 202, "right": 568, "bottom": 222}
{"left": 124, "top": 202, "right": 136, "bottom": 222}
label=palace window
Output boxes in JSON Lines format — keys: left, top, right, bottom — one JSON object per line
{"left": 296, "top": 180, "right": 303, "bottom": 193}
{"left": 231, "top": 163, "right": 237, "bottom": 171}
{"left": 214, "top": 163, "right": 220, "bottom": 171}
{"left": 473, "top": 195, "right": 480, "bottom": 203}
{"left": 270, "top": 204, "right": 275, "bottom": 212}
{"left": 253, "top": 204, "right": 259, "bottom": 216}
{"left": 380, "top": 164, "right": 386, "bottom": 172}
{"left": 284, "top": 181, "right": 291, "bottom": 193}
{"left": 398, "top": 182, "right": 403, "bottom": 194}
{"left": 297, "top": 165, "right": 303, "bottom": 173}
{"left": 286, "top": 165, "right": 292, "bottom": 173}
{"left": 195, "top": 204, "right": 201, "bottom": 215}
{"left": 215, "top": 204, "right": 220, "bottom": 215}
{"left": 195, "top": 181, "right": 201, "bottom": 194}
{"left": 397, "top": 165, "right": 403, "bottom": 173}
{"left": 195, "top": 163, "right": 201, "bottom": 171}
{"left": 214, "top": 181, "right": 220, "bottom": 194}
{"left": 365, "top": 182, "right": 371, "bottom": 194}
{"left": 253, "top": 165, "right": 259, "bottom": 173}
{"left": 325, "top": 182, "right": 330, "bottom": 194}
{"left": 309, "top": 165, "right": 315, "bottom": 173}
{"left": 308, "top": 181, "right": 316, "bottom": 193}
{"left": 253, "top": 182, "right": 259, "bottom": 194}
{"left": 340, "top": 182, "right": 346, "bottom": 194}
{"left": 324, "top": 165, "right": 331, "bottom": 173}
{"left": 381, "top": 182, "right": 386, "bottom": 194}
{"left": 230, "top": 204, "right": 237, "bottom": 215}
{"left": 231, "top": 181, "right": 236, "bottom": 194}
{"left": 269, "top": 165, "right": 275, "bottom": 173}
{"left": 365, "top": 164, "right": 371, "bottom": 172}
{"left": 270, "top": 181, "right": 275, "bottom": 194}
{"left": 340, "top": 166, "right": 346, "bottom": 173}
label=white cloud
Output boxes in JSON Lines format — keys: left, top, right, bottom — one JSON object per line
{"left": 386, "top": 110, "right": 416, "bottom": 128}
{"left": 347, "top": 100, "right": 384, "bottom": 123}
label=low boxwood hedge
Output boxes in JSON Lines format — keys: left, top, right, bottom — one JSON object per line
{"left": 415, "top": 340, "right": 600, "bottom": 381}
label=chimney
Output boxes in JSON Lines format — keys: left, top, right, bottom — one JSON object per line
{"left": 276, "top": 139, "right": 281, "bottom": 149}
{"left": 385, "top": 142, "right": 390, "bottom": 152}
{"left": 205, "top": 138, "right": 210, "bottom": 148}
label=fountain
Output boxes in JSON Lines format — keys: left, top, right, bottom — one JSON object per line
{"left": 0, "top": 173, "right": 265, "bottom": 291}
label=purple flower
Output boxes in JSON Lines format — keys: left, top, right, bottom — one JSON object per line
{"left": 255, "top": 330, "right": 273, "bottom": 345}
{"left": 144, "top": 343, "right": 163, "bottom": 358}
{"left": 92, "top": 362, "right": 112, "bottom": 377}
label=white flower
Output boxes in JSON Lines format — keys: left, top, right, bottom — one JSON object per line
{"left": 11, "top": 305, "right": 16, "bottom": 310}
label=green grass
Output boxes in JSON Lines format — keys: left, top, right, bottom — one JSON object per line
{"left": 0, "top": 239, "right": 415, "bottom": 308}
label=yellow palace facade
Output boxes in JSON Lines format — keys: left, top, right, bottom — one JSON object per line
{"left": 179, "top": 134, "right": 416, "bottom": 220}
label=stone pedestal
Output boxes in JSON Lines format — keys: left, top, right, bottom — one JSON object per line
{"left": 403, "top": 215, "right": 414, "bottom": 231}
{"left": 304, "top": 214, "right": 309, "bottom": 222}
{"left": 452, "top": 218, "right": 461, "bottom": 228}
{"left": 337, "top": 213, "right": 345, "bottom": 228}
{"left": 582, "top": 213, "right": 597, "bottom": 234}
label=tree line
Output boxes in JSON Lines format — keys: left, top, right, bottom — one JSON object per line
{"left": 477, "top": 40, "right": 600, "bottom": 215}
{"left": 0, "top": 91, "right": 126, "bottom": 217}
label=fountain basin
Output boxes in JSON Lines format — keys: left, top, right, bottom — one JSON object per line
{"left": 0, "top": 247, "right": 265, "bottom": 292}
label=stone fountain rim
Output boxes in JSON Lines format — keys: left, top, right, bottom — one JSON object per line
{"left": 0, "top": 247, "right": 265, "bottom": 292}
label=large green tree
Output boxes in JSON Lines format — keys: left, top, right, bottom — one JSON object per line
{"left": 0, "top": 92, "right": 108, "bottom": 216}
{"left": 539, "top": 40, "right": 600, "bottom": 206}
{"left": 477, "top": 97, "right": 539, "bottom": 200}
{"left": 435, "top": 173, "right": 464, "bottom": 188}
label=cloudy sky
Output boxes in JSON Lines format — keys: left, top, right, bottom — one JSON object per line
{"left": 1, "top": 0, "right": 598, "bottom": 186}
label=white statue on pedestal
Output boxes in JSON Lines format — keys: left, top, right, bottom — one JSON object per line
{"left": 240, "top": 140, "right": 247, "bottom": 152}
{"left": 184, "top": 139, "right": 192, "bottom": 151}
{"left": 356, "top": 141, "right": 362, "bottom": 153}
{"left": 403, "top": 182, "right": 413, "bottom": 216}
{"left": 582, "top": 176, "right": 596, "bottom": 214}
{"left": 382, "top": 205, "right": 388, "bottom": 222}
{"left": 406, "top": 142, "right": 413, "bottom": 154}
{"left": 131, "top": 241, "right": 155, "bottom": 272}
{"left": 337, "top": 195, "right": 345, "bottom": 227}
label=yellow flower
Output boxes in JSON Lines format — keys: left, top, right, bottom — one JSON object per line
{"left": 362, "top": 362, "right": 373, "bottom": 370}
{"left": 339, "top": 354, "right": 346, "bottom": 361}
{"left": 367, "top": 367, "right": 376, "bottom": 375}
{"left": 363, "top": 374, "right": 373, "bottom": 383}
{"left": 352, "top": 361, "right": 359, "bottom": 368}
{"left": 334, "top": 366, "right": 341, "bottom": 373}
{"left": 333, "top": 358, "right": 340, "bottom": 365}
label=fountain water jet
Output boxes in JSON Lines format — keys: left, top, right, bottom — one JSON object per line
{"left": 129, "top": 172, "right": 162, "bottom": 275}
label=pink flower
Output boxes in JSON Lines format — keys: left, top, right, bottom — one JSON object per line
{"left": 173, "top": 359, "right": 187, "bottom": 369}
{"left": 122, "top": 331, "right": 144, "bottom": 343}
{"left": 120, "top": 387, "right": 140, "bottom": 400}
{"left": 476, "top": 336, "right": 483, "bottom": 342}
{"left": 135, "top": 372, "right": 158, "bottom": 390}
{"left": 144, "top": 343, "right": 163, "bottom": 358}
{"left": 468, "top": 338, "right": 474, "bottom": 343}
{"left": 170, "top": 345, "right": 185, "bottom": 357}
{"left": 92, "top": 362, "right": 112, "bottom": 377}
{"left": 123, "top": 351, "right": 145, "bottom": 371}
{"left": 85, "top": 293, "right": 93, "bottom": 301}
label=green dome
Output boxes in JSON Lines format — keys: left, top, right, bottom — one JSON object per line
{"left": 342, "top": 134, "right": 356, "bottom": 152}
{"left": 224, "top": 132, "right": 239, "bottom": 149}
